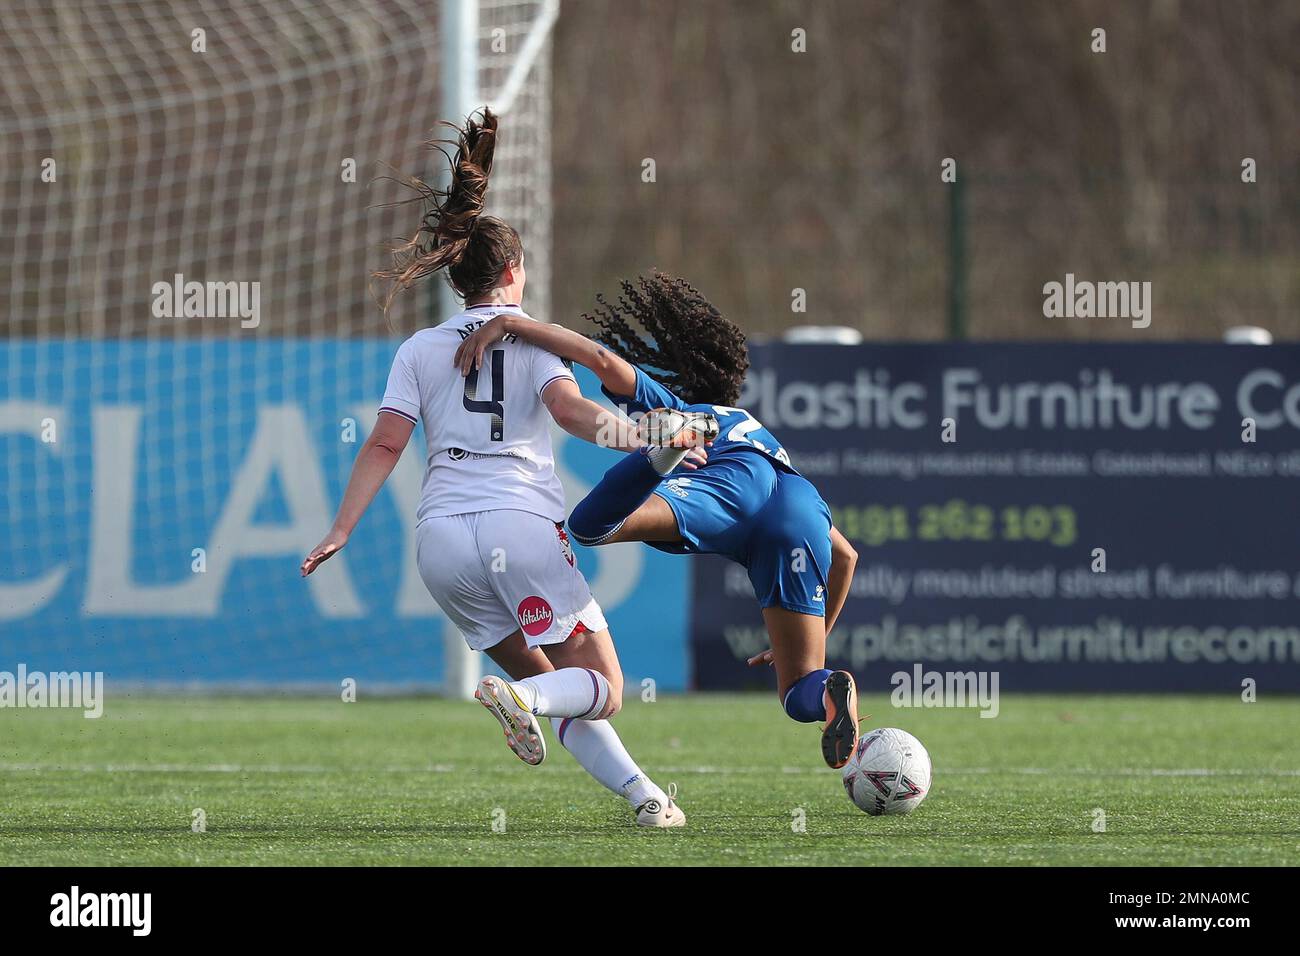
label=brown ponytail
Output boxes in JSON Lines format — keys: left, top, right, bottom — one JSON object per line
{"left": 376, "top": 108, "right": 523, "bottom": 308}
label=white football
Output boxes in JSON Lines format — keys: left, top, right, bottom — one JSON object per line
{"left": 841, "top": 727, "right": 932, "bottom": 816}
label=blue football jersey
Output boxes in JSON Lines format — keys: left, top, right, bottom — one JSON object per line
{"left": 602, "top": 367, "right": 796, "bottom": 474}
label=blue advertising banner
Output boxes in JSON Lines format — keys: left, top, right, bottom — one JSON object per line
{"left": 0, "top": 341, "right": 687, "bottom": 690}
{"left": 692, "top": 343, "right": 1300, "bottom": 693}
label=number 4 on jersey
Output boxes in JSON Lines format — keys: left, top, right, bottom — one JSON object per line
{"left": 464, "top": 349, "right": 506, "bottom": 441}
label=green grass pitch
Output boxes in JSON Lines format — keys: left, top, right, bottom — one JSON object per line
{"left": 2, "top": 693, "right": 1298, "bottom": 866}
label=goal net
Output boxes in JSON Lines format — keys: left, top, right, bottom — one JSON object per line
{"left": 0, "top": 0, "right": 556, "bottom": 694}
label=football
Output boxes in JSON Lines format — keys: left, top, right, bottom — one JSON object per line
{"left": 842, "top": 728, "right": 932, "bottom": 816}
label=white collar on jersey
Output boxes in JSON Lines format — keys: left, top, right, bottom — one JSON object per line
{"left": 454, "top": 303, "right": 531, "bottom": 324}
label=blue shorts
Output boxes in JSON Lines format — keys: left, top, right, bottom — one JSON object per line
{"left": 651, "top": 451, "right": 832, "bottom": 616}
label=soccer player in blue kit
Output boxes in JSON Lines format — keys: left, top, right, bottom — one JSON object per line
{"left": 455, "top": 273, "right": 862, "bottom": 768}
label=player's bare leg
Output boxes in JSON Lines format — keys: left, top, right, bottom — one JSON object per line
{"left": 484, "top": 630, "right": 554, "bottom": 681}
{"left": 601, "top": 493, "right": 684, "bottom": 545}
{"left": 762, "top": 606, "right": 859, "bottom": 770}
{"left": 566, "top": 410, "right": 713, "bottom": 548}
{"left": 541, "top": 625, "right": 623, "bottom": 712}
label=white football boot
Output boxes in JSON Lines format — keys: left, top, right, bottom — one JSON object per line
{"left": 474, "top": 675, "right": 547, "bottom": 766}
{"left": 635, "top": 782, "right": 686, "bottom": 828}
{"left": 637, "top": 408, "right": 720, "bottom": 448}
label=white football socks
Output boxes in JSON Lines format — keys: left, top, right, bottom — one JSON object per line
{"left": 510, "top": 668, "right": 610, "bottom": 719}
{"left": 507, "top": 669, "right": 666, "bottom": 809}
{"left": 549, "top": 716, "right": 665, "bottom": 809}
{"left": 645, "top": 446, "right": 690, "bottom": 476}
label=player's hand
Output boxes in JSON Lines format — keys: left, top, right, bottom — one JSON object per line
{"left": 454, "top": 315, "right": 511, "bottom": 375}
{"left": 301, "top": 529, "right": 348, "bottom": 576}
{"left": 746, "top": 649, "right": 775, "bottom": 667}
{"left": 678, "top": 445, "right": 710, "bottom": 470}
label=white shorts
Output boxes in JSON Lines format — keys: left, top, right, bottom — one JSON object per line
{"left": 415, "top": 509, "right": 608, "bottom": 652}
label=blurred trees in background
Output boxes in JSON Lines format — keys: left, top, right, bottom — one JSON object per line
{"left": 551, "top": 0, "right": 1300, "bottom": 340}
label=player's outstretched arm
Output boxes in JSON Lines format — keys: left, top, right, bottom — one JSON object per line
{"left": 541, "top": 377, "right": 638, "bottom": 451}
{"left": 541, "top": 378, "right": 707, "bottom": 467}
{"left": 455, "top": 313, "right": 638, "bottom": 397}
{"left": 301, "top": 411, "right": 415, "bottom": 576}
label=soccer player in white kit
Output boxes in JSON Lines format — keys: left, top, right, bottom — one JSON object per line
{"left": 300, "top": 109, "right": 686, "bottom": 827}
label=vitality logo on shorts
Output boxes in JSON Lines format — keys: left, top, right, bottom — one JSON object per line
{"left": 555, "top": 524, "right": 576, "bottom": 567}
{"left": 517, "top": 596, "right": 554, "bottom": 636}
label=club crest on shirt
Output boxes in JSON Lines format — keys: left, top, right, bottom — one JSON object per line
{"left": 555, "top": 524, "right": 576, "bottom": 567}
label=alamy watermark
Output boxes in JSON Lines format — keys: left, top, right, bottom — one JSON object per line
{"left": 1043, "top": 273, "right": 1151, "bottom": 329}
{"left": 890, "top": 663, "right": 999, "bottom": 718}
{"left": 0, "top": 664, "right": 104, "bottom": 718}
{"left": 50, "top": 886, "right": 150, "bottom": 936}
{"left": 151, "top": 273, "right": 260, "bottom": 328}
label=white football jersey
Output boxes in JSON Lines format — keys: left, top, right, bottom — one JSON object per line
{"left": 380, "top": 304, "right": 576, "bottom": 524}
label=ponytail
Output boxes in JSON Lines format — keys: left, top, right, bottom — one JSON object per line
{"left": 376, "top": 107, "right": 523, "bottom": 308}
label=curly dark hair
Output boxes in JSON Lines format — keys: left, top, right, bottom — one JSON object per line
{"left": 375, "top": 108, "right": 523, "bottom": 308}
{"left": 583, "top": 273, "right": 748, "bottom": 406}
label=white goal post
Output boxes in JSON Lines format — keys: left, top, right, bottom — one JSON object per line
{"left": 439, "top": 0, "right": 560, "bottom": 698}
